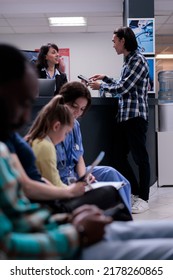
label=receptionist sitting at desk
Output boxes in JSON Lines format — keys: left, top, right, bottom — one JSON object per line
{"left": 36, "top": 43, "right": 67, "bottom": 95}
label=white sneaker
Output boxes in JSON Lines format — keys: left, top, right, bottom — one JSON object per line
{"left": 131, "top": 194, "right": 139, "bottom": 206}
{"left": 132, "top": 198, "right": 149, "bottom": 214}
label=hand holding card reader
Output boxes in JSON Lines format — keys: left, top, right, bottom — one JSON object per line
{"left": 78, "top": 75, "right": 90, "bottom": 83}
{"left": 76, "top": 151, "right": 105, "bottom": 182}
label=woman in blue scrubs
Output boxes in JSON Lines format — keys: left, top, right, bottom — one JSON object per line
{"left": 56, "top": 81, "right": 131, "bottom": 211}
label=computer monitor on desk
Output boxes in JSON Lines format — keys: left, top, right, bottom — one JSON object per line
{"left": 38, "top": 79, "right": 55, "bottom": 97}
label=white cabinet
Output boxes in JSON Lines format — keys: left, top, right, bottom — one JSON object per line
{"left": 157, "top": 132, "right": 173, "bottom": 187}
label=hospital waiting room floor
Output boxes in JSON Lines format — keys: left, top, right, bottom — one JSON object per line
{"left": 132, "top": 183, "right": 173, "bottom": 220}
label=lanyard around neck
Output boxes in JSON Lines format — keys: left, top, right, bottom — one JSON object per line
{"left": 61, "top": 129, "right": 80, "bottom": 162}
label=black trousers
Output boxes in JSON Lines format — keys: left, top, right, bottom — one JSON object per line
{"left": 113, "top": 117, "right": 150, "bottom": 201}
{"left": 38, "top": 186, "right": 132, "bottom": 221}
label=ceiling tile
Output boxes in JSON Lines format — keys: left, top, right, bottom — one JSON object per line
{"left": 0, "top": 18, "right": 8, "bottom": 26}
{"left": 12, "top": 26, "right": 50, "bottom": 33}
{"left": 155, "top": 15, "right": 170, "bottom": 24}
{"left": 87, "top": 16, "right": 122, "bottom": 25}
{"left": 0, "top": 26, "right": 14, "bottom": 33}
{"left": 166, "top": 15, "right": 173, "bottom": 23}
{"left": 6, "top": 17, "right": 48, "bottom": 26}
{"left": 49, "top": 25, "right": 87, "bottom": 33}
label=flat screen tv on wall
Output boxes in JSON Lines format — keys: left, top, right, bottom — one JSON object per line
{"left": 22, "top": 50, "right": 39, "bottom": 65}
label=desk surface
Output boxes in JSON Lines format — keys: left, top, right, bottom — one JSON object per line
{"left": 35, "top": 96, "right": 158, "bottom": 106}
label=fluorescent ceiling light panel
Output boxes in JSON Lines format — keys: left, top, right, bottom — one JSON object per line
{"left": 49, "top": 17, "right": 86, "bottom": 26}
{"left": 156, "top": 54, "right": 173, "bottom": 59}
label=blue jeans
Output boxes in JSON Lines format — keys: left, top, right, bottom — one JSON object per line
{"left": 81, "top": 220, "right": 173, "bottom": 259}
{"left": 87, "top": 165, "right": 131, "bottom": 212}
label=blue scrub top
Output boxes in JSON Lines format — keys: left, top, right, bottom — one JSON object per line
{"left": 55, "top": 120, "right": 84, "bottom": 184}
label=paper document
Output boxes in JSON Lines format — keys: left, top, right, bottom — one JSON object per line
{"left": 85, "top": 181, "right": 126, "bottom": 192}
{"left": 77, "top": 151, "right": 105, "bottom": 182}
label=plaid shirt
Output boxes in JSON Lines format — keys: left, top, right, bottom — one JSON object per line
{"left": 99, "top": 50, "right": 149, "bottom": 122}
{"left": 0, "top": 142, "right": 79, "bottom": 260}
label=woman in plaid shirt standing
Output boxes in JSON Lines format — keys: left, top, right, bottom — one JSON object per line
{"left": 89, "top": 27, "right": 150, "bottom": 214}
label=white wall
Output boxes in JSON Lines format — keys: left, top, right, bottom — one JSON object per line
{"left": 0, "top": 32, "right": 123, "bottom": 96}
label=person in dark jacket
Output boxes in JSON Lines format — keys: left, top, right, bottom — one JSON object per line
{"left": 36, "top": 43, "right": 67, "bottom": 95}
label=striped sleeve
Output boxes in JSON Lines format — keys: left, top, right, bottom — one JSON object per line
{"left": 0, "top": 142, "right": 80, "bottom": 259}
